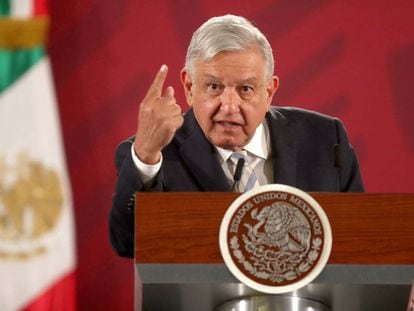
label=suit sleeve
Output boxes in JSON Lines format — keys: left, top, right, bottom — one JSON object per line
{"left": 109, "top": 138, "right": 163, "bottom": 258}
{"left": 334, "top": 119, "right": 364, "bottom": 192}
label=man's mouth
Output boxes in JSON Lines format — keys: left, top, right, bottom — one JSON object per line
{"left": 215, "top": 121, "right": 243, "bottom": 128}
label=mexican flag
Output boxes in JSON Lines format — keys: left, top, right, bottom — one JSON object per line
{"left": 0, "top": 1, "right": 77, "bottom": 310}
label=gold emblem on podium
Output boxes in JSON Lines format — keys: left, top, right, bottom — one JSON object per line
{"left": 219, "top": 184, "right": 332, "bottom": 293}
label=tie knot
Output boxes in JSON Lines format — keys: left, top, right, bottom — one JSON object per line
{"left": 229, "top": 150, "right": 258, "bottom": 192}
{"left": 230, "top": 150, "right": 248, "bottom": 164}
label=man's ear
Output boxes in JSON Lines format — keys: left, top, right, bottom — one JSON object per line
{"left": 180, "top": 68, "right": 193, "bottom": 106}
{"left": 266, "top": 75, "right": 279, "bottom": 109}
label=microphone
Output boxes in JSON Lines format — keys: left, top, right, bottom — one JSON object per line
{"left": 232, "top": 157, "right": 245, "bottom": 192}
{"left": 333, "top": 144, "right": 341, "bottom": 192}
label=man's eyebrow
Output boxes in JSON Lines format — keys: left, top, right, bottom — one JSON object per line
{"left": 239, "top": 77, "right": 258, "bottom": 84}
{"left": 202, "top": 75, "right": 258, "bottom": 84}
{"left": 202, "top": 74, "right": 222, "bottom": 81}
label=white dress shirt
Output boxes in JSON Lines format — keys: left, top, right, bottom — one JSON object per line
{"left": 215, "top": 122, "right": 273, "bottom": 187}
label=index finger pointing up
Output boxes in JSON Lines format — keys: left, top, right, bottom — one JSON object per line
{"left": 145, "top": 64, "right": 168, "bottom": 100}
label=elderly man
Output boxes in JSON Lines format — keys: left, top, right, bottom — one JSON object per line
{"left": 110, "top": 15, "right": 364, "bottom": 258}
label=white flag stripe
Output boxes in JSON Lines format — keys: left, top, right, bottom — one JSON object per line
{"left": 10, "top": 0, "right": 33, "bottom": 18}
{"left": 0, "top": 59, "right": 66, "bottom": 166}
{"left": 0, "top": 57, "right": 76, "bottom": 311}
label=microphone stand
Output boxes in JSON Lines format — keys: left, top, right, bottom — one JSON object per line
{"left": 231, "top": 158, "right": 245, "bottom": 192}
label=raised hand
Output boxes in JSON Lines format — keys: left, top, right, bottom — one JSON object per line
{"left": 134, "top": 65, "right": 183, "bottom": 164}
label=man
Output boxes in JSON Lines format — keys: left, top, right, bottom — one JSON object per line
{"left": 110, "top": 15, "right": 364, "bottom": 258}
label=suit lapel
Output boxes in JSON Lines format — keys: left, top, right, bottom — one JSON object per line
{"left": 176, "top": 108, "right": 298, "bottom": 190}
{"left": 178, "top": 110, "right": 231, "bottom": 191}
{"left": 267, "top": 108, "right": 298, "bottom": 186}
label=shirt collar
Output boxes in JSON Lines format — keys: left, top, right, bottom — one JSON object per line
{"left": 215, "top": 122, "right": 270, "bottom": 163}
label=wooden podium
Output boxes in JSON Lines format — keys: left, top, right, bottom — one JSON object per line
{"left": 135, "top": 193, "right": 414, "bottom": 310}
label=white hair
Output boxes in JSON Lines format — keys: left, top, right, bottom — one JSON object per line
{"left": 185, "top": 14, "right": 275, "bottom": 80}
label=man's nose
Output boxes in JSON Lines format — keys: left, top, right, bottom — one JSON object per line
{"left": 219, "top": 88, "right": 241, "bottom": 113}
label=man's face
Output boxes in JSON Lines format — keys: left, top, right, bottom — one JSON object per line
{"left": 181, "top": 46, "right": 279, "bottom": 151}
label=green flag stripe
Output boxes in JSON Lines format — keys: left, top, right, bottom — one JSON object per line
{"left": 0, "top": 46, "right": 45, "bottom": 94}
{"left": 0, "top": 0, "right": 10, "bottom": 16}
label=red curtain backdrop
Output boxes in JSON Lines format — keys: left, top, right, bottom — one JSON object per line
{"left": 49, "top": 1, "right": 414, "bottom": 309}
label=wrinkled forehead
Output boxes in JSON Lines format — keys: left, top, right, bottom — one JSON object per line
{"left": 191, "top": 48, "right": 268, "bottom": 82}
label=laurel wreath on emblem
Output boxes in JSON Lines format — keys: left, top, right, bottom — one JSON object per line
{"left": 229, "top": 203, "right": 322, "bottom": 283}
{"left": 230, "top": 235, "right": 322, "bottom": 283}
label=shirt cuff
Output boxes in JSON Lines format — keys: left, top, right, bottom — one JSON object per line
{"left": 130, "top": 144, "right": 162, "bottom": 184}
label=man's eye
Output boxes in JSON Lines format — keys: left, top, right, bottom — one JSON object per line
{"left": 239, "top": 85, "right": 254, "bottom": 94}
{"left": 208, "top": 83, "right": 221, "bottom": 90}
{"left": 207, "top": 83, "right": 223, "bottom": 94}
{"left": 239, "top": 85, "right": 254, "bottom": 99}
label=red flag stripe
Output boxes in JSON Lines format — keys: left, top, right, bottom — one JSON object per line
{"left": 33, "top": 0, "right": 48, "bottom": 16}
{"left": 21, "top": 271, "right": 77, "bottom": 311}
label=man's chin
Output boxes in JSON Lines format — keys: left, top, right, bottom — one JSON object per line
{"left": 209, "top": 137, "right": 246, "bottom": 151}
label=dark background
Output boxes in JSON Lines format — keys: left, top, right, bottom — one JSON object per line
{"left": 48, "top": 1, "right": 414, "bottom": 309}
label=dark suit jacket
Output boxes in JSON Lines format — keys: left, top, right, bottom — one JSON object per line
{"left": 110, "top": 106, "right": 364, "bottom": 258}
